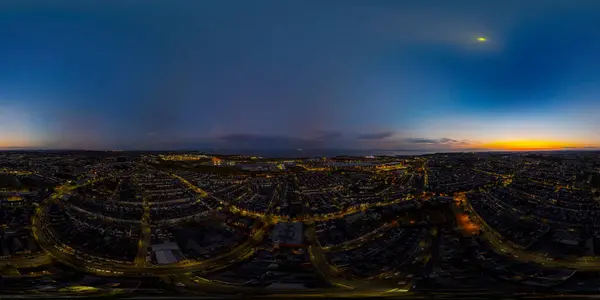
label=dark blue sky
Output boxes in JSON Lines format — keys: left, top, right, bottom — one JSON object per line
{"left": 2, "top": 0, "right": 600, "bottom": 151}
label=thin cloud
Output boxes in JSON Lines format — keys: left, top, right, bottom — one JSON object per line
{"left": 217, "top": 133, "right": 330, "bottom": 149}
{"left": 314, "top": 130, "right": 342, "bottom": 140}
{"left": 563, "top": 146, "right": 599, "bottom": 149}
{"left": 404, "top": 138, "right": 442, "bottom": 144}
{"left": 357, "top": 132, "right": 395, "bottom": 140}
{"left": 403, "top": 137, "right": 470, "bottom": 145}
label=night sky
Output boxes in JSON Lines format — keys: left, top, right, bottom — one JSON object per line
{"left": 2, "top": 0, "right": 600, "bottom": 152}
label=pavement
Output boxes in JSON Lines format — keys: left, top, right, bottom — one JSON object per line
{"left": 134, "top": 196, "right": 152, "bottom": 267}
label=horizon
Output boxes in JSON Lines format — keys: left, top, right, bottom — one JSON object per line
{"left": 1, "top": 147, "right": 599, "bottom": 157}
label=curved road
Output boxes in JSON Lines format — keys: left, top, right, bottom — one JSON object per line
{"left": 454, "top": 192, "right": 600, "bottom": 271}
{"left": 31, "top": 175, "right": 266, "bottom": 277}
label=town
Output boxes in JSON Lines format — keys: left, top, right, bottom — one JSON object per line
{"left": 2, "top": 150, "right": 600, "bottom": 297}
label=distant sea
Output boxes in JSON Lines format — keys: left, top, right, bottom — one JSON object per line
{"left": 0, "top": 148, "right": 437, "bottom": 157}
{"left": 197, "top": 149, "right": 439, "bottom": 158}
{"left": 199, "top": 148, "right": 600, "bottom": 158}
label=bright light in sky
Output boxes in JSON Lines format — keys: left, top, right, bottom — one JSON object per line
{"left": 477, "top": 36, "right": 487, "bottom": 42}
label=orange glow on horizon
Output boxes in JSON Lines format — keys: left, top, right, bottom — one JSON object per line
{"left": 0, "top": 140, "right": 37, "bottom": 148}
{"left": 481, "top": 140, "right": 591, "bottom": 151}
